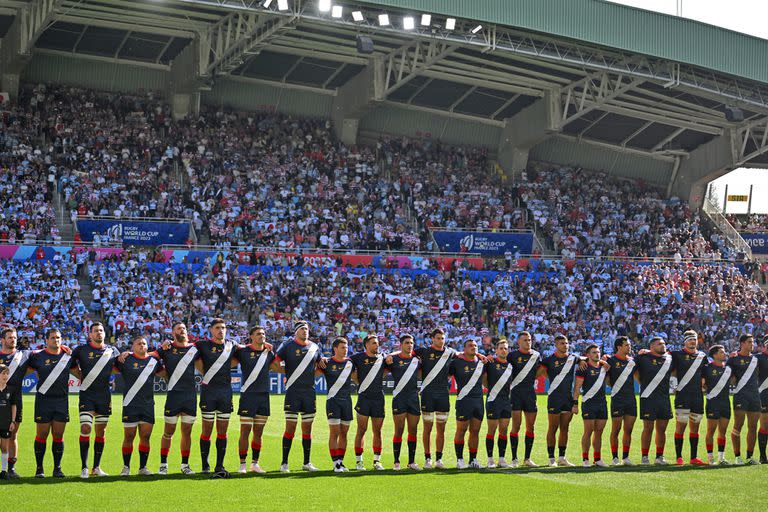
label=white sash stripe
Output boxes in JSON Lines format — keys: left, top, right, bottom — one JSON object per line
{"left": 240, "top": 350, "right": 271, "bottom": 393}
{"left": 285, "top": 343, "right": 318, "bottom": 390}
{"left": 420, "top": 348, "right": 455, "bottom": 393}
{"left": 357, "top": 354, "right": 384, "bottom": 394}
{"left": 640, "top": 354, "right": 672, "bottom": 399}
{"left": 759, "top": 375, "right": 768, "bottom": 394}
{"left": 37, "top": 353, "right": 71, "bottom": 395}
{"left": 547, "top": 355, "right": 576, "bottom": 396}
{"left": 610, "top": 359, "right": 636, "bottom": 397}
{"left": 734, "top": 357, "right": 758, "bottom": 394}
{"left": 123, "top": 358, "right": 157, "bottom": 407}
{"left": 166, "top": 346, "right": 198, "bottom": 391}
{"left": 582, "top": 367, "right": 607, "bottom": 402}
{"left": 392, "top": 358, "right": 419, "bottom": 398}
{"left": 326, "top": 361, "right": 353, "bottom": 400}
{"left": 456, "top": 361, "right": 484, "bottom": 401}
{"left": 675, "top": 352, "right": 706, "bottom": 392}
{"left": 6, "top": 351, "right": 25, "bottom": 380}
{"left": 487, "top": 363, "right": 513, "bottom": 402}
{"left": 707, "top": 367, "right": 732, "bottom": 400}
{"left": 80, "top": 347, "right": 117, "bottom": 391}
{"left": 509, "top": 351, "right": 540, "bottom": 391}
{"left": 202, "top": 342, "right": 233, "bottom": 385}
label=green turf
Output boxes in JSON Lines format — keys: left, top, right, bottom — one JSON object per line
{"left": 1, "top": 395, "right": 763, "bottom": 511}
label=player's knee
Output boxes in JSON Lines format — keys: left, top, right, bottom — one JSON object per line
{"left": 731, "top": 428, "right": 741, "bottom": 436}
{"left": 162, "top": 432, "right": 173, "bottom": 441}
{"left": 79, "top": 413, "right": 94, "bottom": 432}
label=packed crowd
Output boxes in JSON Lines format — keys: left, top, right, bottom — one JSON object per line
{"left": 728, "top": 213, "right": 768, "bottom": 233}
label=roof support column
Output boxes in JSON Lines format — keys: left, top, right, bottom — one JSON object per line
{"left": 497, "top": 91, "right": 559, "bottom": 176}
{"left": 669, "top": 130, "right": 737, "bottom": 205}
{"left": 331, "top": 56, "right": 385, "bottom": 145}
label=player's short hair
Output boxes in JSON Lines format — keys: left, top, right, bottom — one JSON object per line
{"left": 739, "top": 333, "right": 754, "bottom": 345}
{"left": 0, "top": 327, "right": 16, "bottom": 339}
{"left": 430, "top": 328, "right": 445, "bottom": 338}
{"left": 554, "top": 334, "right": 568, "bottom": 343}
{"left": 132, "top": 335, "right": 147, "bottom": 345}
{"left": 614, "top": 336, "right": 629, "bottom": 351}
{"left": 0, "top": 364, "right": 8, "bottom": 375}
{"left": 683, "top": 330, "right": 698, "bottom": 343}
{"left": 45, "top": 328, "right": 61, "bottom": 339}
{"left": 364, "top": 334, "right": 378, "bottom": 345}
{"left": 584, "top": 343, "right": 599, "bottom": 355}
{"left": 249, "top": 326, "right": 265, "bottom": 336}
{"left": 332, "top": 336, "right": 348, "bottom": 349}
{"left": 495, "top": 337, "right": 508, "bottom": 348}
{"left": 518, "top": 331, "right": 532, "bottom": 339}
{"left": 463, "top": 338, "right": 476, "bottom": 347}
{"left": 90, "top": 322, "right": 104, "bottom": 332}
{"left": 649, "top": 336, "right": 665, "bottom": 345}
{"left": 708, "top": 345, "right": 725, "bottom": 358}
{"left": 399, "top": 334, "right": 414, "bottom": 343}
{"left": 171, "top": 321, "right": 186, "bottom": 330}
{"left": 209, "top": 318, "right": 226, "bottom": 328}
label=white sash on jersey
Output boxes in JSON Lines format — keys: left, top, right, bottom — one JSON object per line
{"left": 240, "top": 350, "right": 271, "bottom": 393}
{"left": 326, "top": 361, "right": 353, "bottom": 400}
{"left": 508, "top": 351, "right": 540, "bottom": 391}
{"left": 707, "top": 367, "right": 732, "bottom": 400}
{"left": 202, "top": 342, "right": 233, "bottom": 385}
{"left": 456, "top": 360, "right": 484, "bottom": 401}
{"left": 547, "top": 355, "right": 576, "bottom": 396}
{"left": 675, "top": 352, "right": 706, "bottom": 392}
{"left": 166, "top": 346, "right": 198, "bottom": 391}
{"left": 610, "top": 359, "right": 636, "bottom": 397}
{"left": 420, "top": 348, "right": 455, "bottom": 393}
{"left": 392, "top": 357, "right": 420, "bottom": 399}
{"left": 760, "top": 375, "right": 768, "bottom": 394}
{"left": 734, "top": 357, "right": 758, "bottom": 394}
{"left": 357, "top": 354, "right": 384, "bottom": 394}
{"left": 285, "top": 342, "right": 318, "bottom": 390}
{"left": 582, "top": 367, "right": 607, "bottom": 402}
{"left": 79, "top": 347, "right": 116, "bottom": 391}
{"left": 123, "top": 358, "right": 157, "bottom": 407}
{"left": 487, "top": 363, "right": 513, "bottom": 402}
{"left": 640, "top": 354, "right": 672, "bottom": 399}
{"left": 37, "top": 353, "right": 71, "bottom": 395}
{"left": 6, "top": 351, "right": 25, "bottom": 380}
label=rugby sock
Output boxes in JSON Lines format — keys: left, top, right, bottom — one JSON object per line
{"left": 497, "top": 435, "right": 507, "bottom": 458}
{"left": 139, "top": 444, "right": 150, "bottom": 469}
{"left": 524, "top": 432, "right": 535, "bottom": 460}
{"left": 469, "top": 449, "right": 478, "bottom": 463}
{"left": 758, "top": 429, "right": 768, "bottom": 460}
{"left": 485, "top": 434, "right": 494, "bottom": 458}
{"left": 558, "top": 446, "right": 566, "bottom": 458}
{"left": 302, "top": 434, "right": 312, "bottom": 465}
{"left": 34, "top": 436, "right": 46, "bottom": 470}
{"left": 373, "top": 444, "right": 382, "bottom": 463}
{"left": 707, "top": 441, "right": 714, "bottom": 456}
{"left": 436, "top": 450, "right": 443, "bottom": 462}
{"left": 656, "top": 446, "right": 665, "bottom": 458}
{"left": 79, "top": 435, "right": 90, "bottom": 470}
{"left": 641, "top": 447, "right": 649, "bottom": 457}
{"left": 407, "top": 435, "right": 417, "bottom": 465}
{"left": 717, "top": 437, "right": 726, "bottom": 460}
{"left": 181, "top": 450, "right": 190, "bottom": 465}
{"left": 393, "top": 437, "right": 403, "bottom": 464}
{"left": 582, "top": 451, "right": 589, "bottom": 462}
{"left": 747, "top": 449, "right": 754, "bottom": 460}
{"left": 1, "top": 453, "right": 7, "bottom": 471}
{"left": 689, "top": 433, "right": 699, "bottom": 460}
{"left": 8, "top": 457, "right": 16, "bottom": 472}
{"left": 161, "top": 447, "right": 170, "bottom": 464}
{"left": 674, "top": 433, "right": 684, "bottom": 459}
{"left": 122, "top": 446, "right": 133, "bottom": 467}
{"left": 251, "top": 441, "right": 261, "bottom": 463}
{"left": 593, "top": 451, "right": 601, "bottom": 462}
{"left": 355, "top": 446, "right": 364, "bottom": 462}
{"left": 281, "top": 432, "right": 294, "bottom": 465}
{"left": 510, "top": 433, "right": 519, "bottom": 460}
{"left": 622, "top": 443, "right": 631, "bottom": 460}
{"left": 454, "top": 440, "right": 464, "bottom": 461}
{"left": 547, "top": 446, "right": 555, "bottom": 459}
{"left": 52, "top": 438, "right": 64, "bottom": 469}
{"left": 424, "top": 451, "right": 431, "bottom": 462}
{"left": 215, "top": 434, "right": 227, "bottom": 469}
{"left": 611, "top": 442, "right": 618, "bottom": 460}
{"left": 199, "top": 435, "right": 211, "bottom": 469}
{"left": 94, "top": 436, "right": 105, "bottom": 468}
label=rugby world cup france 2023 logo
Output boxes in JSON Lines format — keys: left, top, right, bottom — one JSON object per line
{"left": 107, "top": 223, "right": 122, "bottom": 240}
{"left": 459, "top": 234, "right": 474, "bottom": 252}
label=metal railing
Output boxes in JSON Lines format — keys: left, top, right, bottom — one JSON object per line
{"left": 75, "top": 214, "right": 192, "bottom": 223}
{"left": 429, "top": 227, "right": 534, "bottom": 234}
{"left": 702, "top": 197, "right": 753, "bottom": 260}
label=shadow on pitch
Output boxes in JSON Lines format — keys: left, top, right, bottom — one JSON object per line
{"left": 0, "top": 463, "right": 756, "bottom": 484}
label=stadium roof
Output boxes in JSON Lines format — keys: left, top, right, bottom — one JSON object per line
{"left": 2, "top": 0, "right": 768, "bottom": 167}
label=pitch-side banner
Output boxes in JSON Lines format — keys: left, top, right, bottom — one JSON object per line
{"left": 77, "top": 219, "right": 190, "bottom": 246}
{"left": 432, "top": 231, "right": 534, "bottom": 255}
{"left": 740, "top": 233, "right": 768, "bottom": 254}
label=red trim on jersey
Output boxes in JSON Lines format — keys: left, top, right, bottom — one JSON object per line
{"left": 456, "top": 354, "right": 478, "bottom": 362}
{"left": 0, "top": 348, "right": 15, "bottom": 355}
{"left": 172, "top": 340, "right": 192, "bottom": 349}
{"left": 131, "top": 353, "right": 150, "bottom": 360}
{"left": 710, "top": 361, "right": 724, "bottom": 367}
{"left": 399, "top": 353, "right": 414, "bottom": 359}
{"left": 88, "top": 342, "right": 106, "bottom": 350}
{"left": 331, "top": 356, "right": 347, "bottom": 363}
{"left": 614, "top": 354, "right": 628, "bottom": 361}
{"left": 44, "top": 348, "right": 62, "bottom": 355}
{"left": 587, "top": 361, "right": 600, "bottom": 368}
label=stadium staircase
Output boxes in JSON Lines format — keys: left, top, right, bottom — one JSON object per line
{"left": 53, "top": 184, "right": 76, "bottom": 242}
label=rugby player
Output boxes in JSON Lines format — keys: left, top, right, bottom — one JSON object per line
{"left": 728, "top": 333, "right": 761, "bottom": 465}
{"left": 449, "top": 339, "right": 485, "bottom": 469}
{"left": 115, "top": 336, "right": 166, "bottom": 476}
{"left": 703, "top": 344, "right": 731, "bottom": 465}
{"left": 574, "top": 344, "right": 609, "bottom": 467}
{"left": 636, "top": 336, "right": 673, "bottom": 465}
{"left": 605, "top": 336, "right": 636, "bottom": 466}
{"left": 275, "top": 320, "right": 321, "bottom": 472}
{"left": 234, "top": 326, "right": 279, "bottom": 474}
{"left": 0, "top": 327, "right": 29, "bottom": 478}
{"left": 387, "top": 334, "right": 421, "bottom": 471}
{"left": 70, "top": 322, "right": 118, "bottom": 478}
{"left": 483, "top": 337, "right": 513, "bottom": 468}
{"left": 0, "top": 364, "right": 20, "bottom": 479}
{"left": 756, "top": 336, "right": 768, "bottom": 464}
{"left": 541, "top": 334, "right": 578, "bottom": 467}
{"left": 508, "top": 331, "right": 540, "bottom": 467}
{"left": 322, "top": 336, "right": 354, "bottom": 472}
{"left": 670, "top": 330, "right": 707, "bottom": 466}
{"left": 351, "top": 334, "right": 386, "bottom": 471}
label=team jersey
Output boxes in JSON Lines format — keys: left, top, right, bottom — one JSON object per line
{"left": 0, "top": 350, "right": 30, "bottom": 388}
{"left": 276, "top": 340, "right": 321, "bottom": 392}
{"left": 606, "top": 355, "right": 635, "bottom": 400}
{"left": 508, "top": 350, "right": 540, "bottom": 391}
{"left": 0, "top": 385, "right": 20, "bottom": 428}
{"left": 156, "top": 343, "right": 198, "bottom": 393}
{"left": 635, "top": 353, "right": 672, "bottom": 400}
{"left": 234, "top": 345, "right": 275, "bottom": 394}
{"left": 386, "top": 354, "right": 421, "bottom": 396}
{"left": 448, "top": 356, "right": 484, "bottom": 400}
{"left": 196, "top": 339, "right": 236, "bottom": 388}
{"left": 71, "top": 343, "right": 119, "bottom": 397}
{"left": 483, "top": 357, "right": 513, "bottom": 402}
{"left": 756, "top": 353, "right": 768, "bottom": 397}
{"left": 703, "top": 363, "right": 730, "bottom": 402}
{"left": 28, "top": 349, "right": 74, "bottom": 397}
{"left": 576, "top": 362, "right": 607, "bottom": 399}
{"left": 670, "top": 349, "right": 706, "bottom": 395}
{"left": 541, "top": 353, "right": 577, "bottom": 399}
{"left": 322, "top": 357, "right": 353, "bottom": 400}
{"left": 115, "top": 354, "right": 164, "bottom": 406}
{"left": 414, "top": 346, "right": 454, "bottom": 396}
{"left": 350, "top": 351, "right": 385, "bottom": 399}
{"left": 728, "top": 354, "right": 759, "bottom": 395}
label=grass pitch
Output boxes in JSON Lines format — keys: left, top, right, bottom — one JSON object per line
{"left": 2, "top": 395, "right": 763, "bottom": 511}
